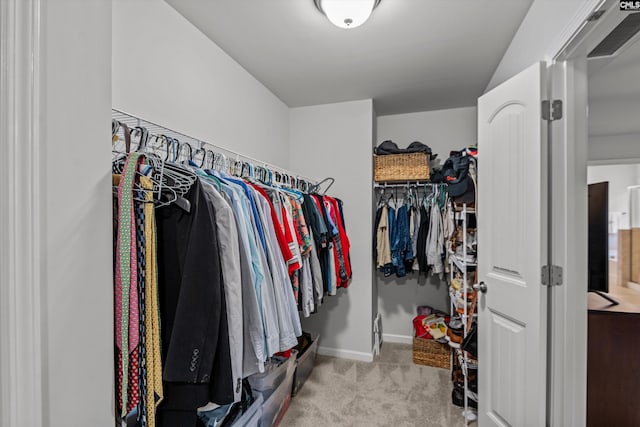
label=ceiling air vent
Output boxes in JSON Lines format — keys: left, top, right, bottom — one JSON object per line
{"left": 588, "top": 12, "right": 640, "bottom": 58}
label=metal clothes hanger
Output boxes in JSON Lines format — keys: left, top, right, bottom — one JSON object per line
{"left": 178, "top": 141, "right": 193, "bottom": 164}
{"left": 310, "top": 177, "right": 334, "bottom": 195}
{"left": 131, "top": 126, "right": 150, "bottom": 153}
{"left": 192, "top": 146, "right": 206, "bottom": 168}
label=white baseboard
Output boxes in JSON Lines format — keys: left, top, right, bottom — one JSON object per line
{"left": 382, "top": 333, "right": 413, "bottom": 345}
{"left": 317, "top": 346, "right": 374, "bottom": 362}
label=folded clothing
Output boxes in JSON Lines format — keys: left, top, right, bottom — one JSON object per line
{"left": 413, "top": 313, "right": 450, "bottom": 339}
{"left": 375, "top": 140, "right": 434, "bottom": 158}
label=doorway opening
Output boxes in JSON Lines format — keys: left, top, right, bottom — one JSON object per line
{"left": 552, "top": 2, "right": 640, "bottom": 425}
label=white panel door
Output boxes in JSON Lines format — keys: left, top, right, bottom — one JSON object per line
{"left": 477, "top": 62, "right": 548, "bottom": 427}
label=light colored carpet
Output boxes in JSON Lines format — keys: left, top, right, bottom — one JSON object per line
{"left": 280, "top": 342, "right": 475, "bottom": 427}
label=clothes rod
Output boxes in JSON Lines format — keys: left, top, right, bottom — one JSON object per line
{"left": 373, "top": 182, "right": 446, "bottom": 188}
{"left": 112, "top": 108, "right": 319, "bottom": 185}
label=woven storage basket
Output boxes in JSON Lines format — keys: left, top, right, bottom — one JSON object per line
{"left": 374, "top": 153, "right": 430, "bottom": 182}
{"left": 413, "top": 337, "right": 451, "bottom": 369}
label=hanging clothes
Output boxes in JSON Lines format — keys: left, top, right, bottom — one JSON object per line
{"left": 373, "top": 184, "right": 450, "bottom": 278}
{"left": 155, "top": 179, "right": 234, "bottom": 424}
{"left": 200, "top": 181, "right": 244, "bottom": 404}
{"left": 391, "top": 203, "right": 413, "bottom": 278}
{"left": 410, "top": 205, "right": 420, "bottom": 271}
{"left": 425, "top": 187, "right": 448, "bottom": 277}
{"left": 376, "top": 204, "right": 391, "bottom": 270}
{"left": 114, "top": 153, "right": 145, "bottom": 418}
{"left": 112, "top": 139, "right": 353, "bottom": 427}
{"left": 416, "top": 203, "right": 430, "bottom": 273}
{"left": 141, "top": 176, "right": 164, "bottom": 427}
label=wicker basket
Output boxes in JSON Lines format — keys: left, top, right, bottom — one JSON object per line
{"left": 413, "top": 337, "right": 451, "bottom": 369}
{"left": 373, "top": 153, "right": 430, "bottom": 182}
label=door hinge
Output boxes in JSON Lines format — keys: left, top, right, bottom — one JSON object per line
{"left": 541, "top": 265, "right": 563, "bottom": 287}
{"left": 542, "top": 100, "right": 563, "bottom": 121}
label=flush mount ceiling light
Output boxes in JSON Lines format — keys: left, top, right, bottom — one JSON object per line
{"left": 314, "top": 0, "right": 381, "bottom": 29}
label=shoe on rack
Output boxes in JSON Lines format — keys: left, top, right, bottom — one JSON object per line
{"left": 452, "top": 386, "right": 465, "bottom": 408}
{"left": 468, "top": 394, "right": 478, "bottom": 409}
{"left": 452, "top": 385, "right": 478, "bottom": 409}
{"left": 446, "top": 317, "right": 464, "bottom": 344}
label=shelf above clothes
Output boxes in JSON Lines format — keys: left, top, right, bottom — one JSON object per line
{"left": 373, "top": 181, "right": 446, "bottom": 189}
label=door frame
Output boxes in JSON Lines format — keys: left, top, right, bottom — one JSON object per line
{"left": 1, "top": 0, "right": 113, "bottom": 425}
{"left": 0, "top": 0, "right": 45, "bottom": 425}
{"left": 547, "top": 1, "right": 628, "bottom": 425}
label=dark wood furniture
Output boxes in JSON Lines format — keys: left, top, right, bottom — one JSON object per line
{"left": 587, "top": 293, "right": 640, "bottom": 427}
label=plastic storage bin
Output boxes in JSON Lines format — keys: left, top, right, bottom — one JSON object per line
{"left": 231, "top": 394, "right": 263, "bottom": 427}
{"left": 248, "top": 351, "right": 297, "bottom": 402}
{"left": 258, "top": 357, "right": 296, "bottom": 427}
{"left": 291, "top": 334, "right": 319, "bottom": 396}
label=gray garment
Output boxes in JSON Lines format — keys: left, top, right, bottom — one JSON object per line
{"left": 411, "top": 207, "right": 421, "bottom": 271}
{"left": 220, "top": 183, "right": 265, "bottom": 377}
{"left": 307, "top": 229, "right": 324, "bottom": 306}
{"left": 442, "top": 201, "right": 454, "bottom": 275}
{"left": 236, "top": 220, "right": 263, "bottom": 377}
{"left": 252, "top": 188, "right": 300, "bottom": 351}
{"left": 201, "top": 181, "right": 243, "bottom": 403}
{"left": 328, "top": 241, "right": 337, "bottom": 296}
{"left": 427, "top": 201, "right": 444, "bottom": 275}
{"left": 300, "top": 256, "right": 314, "bottom": 318}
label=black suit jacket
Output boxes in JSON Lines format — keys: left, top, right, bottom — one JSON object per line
{"left": 156, "top": 179, "right": 233, "bottom": 426}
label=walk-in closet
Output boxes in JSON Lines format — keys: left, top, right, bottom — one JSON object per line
{"left": 5, "top": 1, "right": 640, "bottom": 427}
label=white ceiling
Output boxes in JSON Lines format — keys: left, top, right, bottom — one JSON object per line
{"left": 166, "top": 0, "right": 533, "bottom": 115}
{"left": 589, "top": 34, "right": 640, "bottom": 137}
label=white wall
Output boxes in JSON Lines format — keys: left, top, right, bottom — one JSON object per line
{"left": 589, "top": 134, "right": 640, "bottom": 163}
{"left": 375, "top": 107, "right": 477, "bottom": 339}
{"left": 112, "top": 0, "right": 290, "bottom": 166}
{"left": 42, "top": 0, "right": 114, "bottom": 425}
{"left": 377, "top": 106, "right": 477, "bottom": 166}
{"left": 588, "top": 98, "right": 640, "bottom": 141}
{"left": 588, "top": 163, "right": 640, "bottom": 229}
{"left": 587, "top": 29, "right": 640, "bottom": 159}
{"left": 486, "top": 0, "right": 588, "bottom": 92}
{"left": 290, "top": 99, "right": 374, "bottom": 360}
{"left": 588, "top": 62, "right": 640, "bottom": 163}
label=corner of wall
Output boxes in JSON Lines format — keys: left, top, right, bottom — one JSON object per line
{"left": 289, "top": 99, "right": 375, "bottom": 358}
